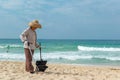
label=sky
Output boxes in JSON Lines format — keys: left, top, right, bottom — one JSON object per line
{"left": 0, "top": 0, "right": 120, "bottom": 39}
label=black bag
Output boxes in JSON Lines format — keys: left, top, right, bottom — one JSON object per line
{"left": 36, "top": 60, "right": 48, "bottom": 72}
{"left": 35, "top": 43, "right": 48, "bottom": 72}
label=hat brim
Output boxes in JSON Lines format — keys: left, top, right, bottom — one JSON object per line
{"left": 29, "top": 22, "right": 42, "bottom": 28}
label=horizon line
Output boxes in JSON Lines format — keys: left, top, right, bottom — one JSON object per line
{"left": 0, "top": 38, "right": 120, "bottom": 40}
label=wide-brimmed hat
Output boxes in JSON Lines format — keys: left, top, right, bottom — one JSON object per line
{"left": 28, "top": 20, "right": 42, "bottom": 28}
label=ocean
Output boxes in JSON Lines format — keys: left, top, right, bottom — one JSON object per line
{"left": 0, "top": 39, "right": 120, "bottom": 66}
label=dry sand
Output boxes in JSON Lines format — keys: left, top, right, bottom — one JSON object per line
{"left": 0, "top": 61, "right": 120, "bottom": 80}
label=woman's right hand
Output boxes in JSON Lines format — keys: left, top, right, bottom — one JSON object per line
{"left": 24, "top": 41, "right": 30, "bottom": 46}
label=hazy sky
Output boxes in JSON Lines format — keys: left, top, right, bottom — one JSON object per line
{"left": 0, "top": 0, "right": 120, "bottom": 39}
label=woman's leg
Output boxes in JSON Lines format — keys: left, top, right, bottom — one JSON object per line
{"left": 24, "top": 48, "right": 34, "bottom": 72}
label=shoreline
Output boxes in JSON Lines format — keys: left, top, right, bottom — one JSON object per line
{"left": 1, "top": 60, "right": 120, "bottom": 69}
{"left": 0, "top": 61, "right": 120, "bottom": 80}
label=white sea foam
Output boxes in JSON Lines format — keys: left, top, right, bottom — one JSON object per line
{"left": 0, "top": 51, "right": 120, "bottom": 61}
{"left": 105, "top": 57, "right": 120, "bottom": 61}
{"left": 78, "top": 46, "right": 120, "bottom": 51}
{"left": 91, "top": 56, "right": 120, "bottom": 61}
{"left": 0, "top": 44, "right": 22, "bottom": 49}
{"left": 0, "top": 46, "right": 5, "bottom": 48}
{"left": 37, "top": 52, "right": 120, "bottom": 61}
{"left": 9, "top": 44, "right": 22, "bottom": 48}
{"left": 0, "top": 53, "right": 25, "bottom": 60}
{"left": 44, "top": 54, "right": 92, "bottom": 60}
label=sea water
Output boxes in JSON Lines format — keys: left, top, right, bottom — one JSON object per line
{"left": 0, "top": 39, "right": 120, "bottom": 66}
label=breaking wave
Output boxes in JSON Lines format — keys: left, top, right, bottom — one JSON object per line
{"left": 0, "top": 44, "right": 22, "bottom": 49}
{"left": 0, "top": 50, "right": 120, "bottom": 62}
{"left": 78, "top": 46, "right": 120, "bottom": 51}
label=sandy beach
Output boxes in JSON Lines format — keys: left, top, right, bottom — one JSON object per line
{"left": 0, "top": 61, "right": 120, "bottom": 80}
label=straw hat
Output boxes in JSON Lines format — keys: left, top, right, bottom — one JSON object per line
{"left": 28, "top": 20, "right": 42, "bottom": 28}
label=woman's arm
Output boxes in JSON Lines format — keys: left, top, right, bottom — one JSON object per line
{"left": 20, "top": 28, "right": 29, "bottom": 43}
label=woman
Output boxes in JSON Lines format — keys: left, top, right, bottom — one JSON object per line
{"left": 20, "top": 20, "right": 42, "bottom": 73}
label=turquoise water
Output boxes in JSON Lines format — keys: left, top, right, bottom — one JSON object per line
{"left": 0, "top": 39, "right": 120, "bottom": 66}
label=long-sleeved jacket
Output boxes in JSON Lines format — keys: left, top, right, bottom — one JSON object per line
{"left": 20, "top": 27, "right": 39, "bottom": 50}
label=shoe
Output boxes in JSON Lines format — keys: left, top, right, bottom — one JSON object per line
{"left": 30, "top": 71, "right": 35, "bottom": 74}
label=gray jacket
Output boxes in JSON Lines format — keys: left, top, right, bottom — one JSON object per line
{"left": 20, "top": 28, "right": 39, "bottom": 49}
